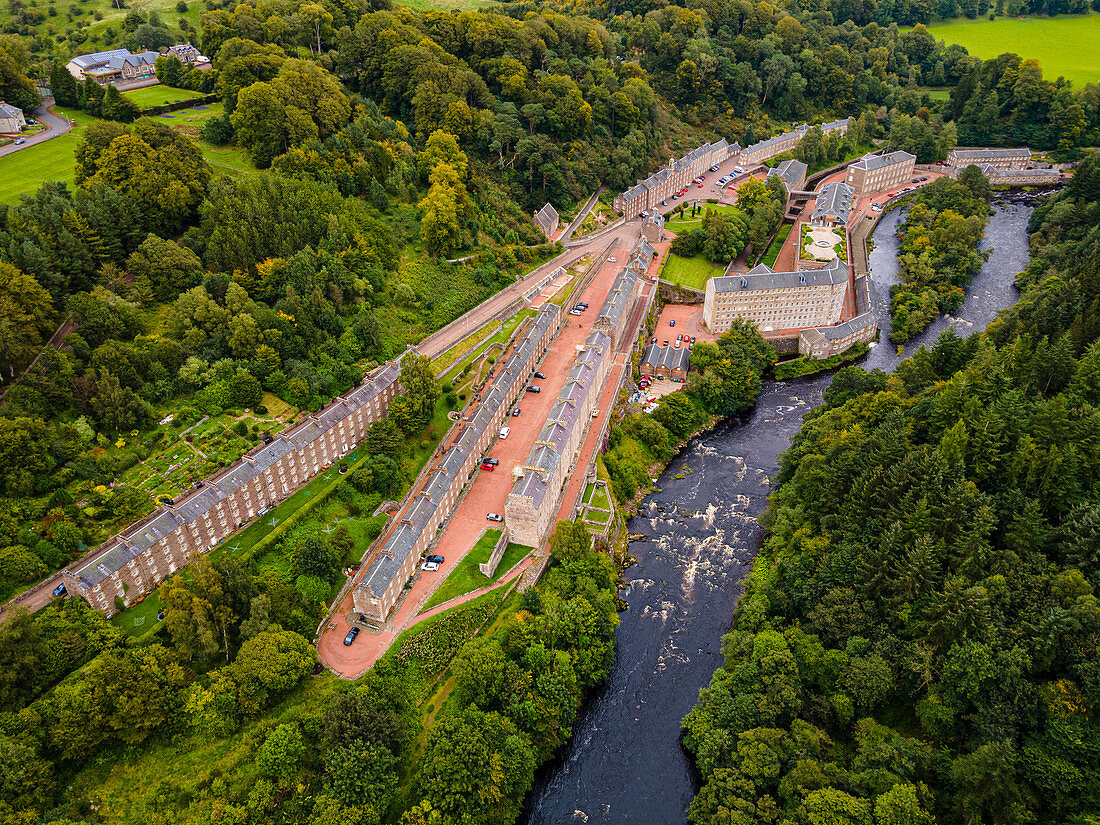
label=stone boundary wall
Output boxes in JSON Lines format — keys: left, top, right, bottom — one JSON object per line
{"left": 658, "top": 280, "right": 704, "bottom": 305}
{"left": 479, "top": 528, "right": 512, "bottom": 578}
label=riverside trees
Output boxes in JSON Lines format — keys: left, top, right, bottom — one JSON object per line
{"left": 682, "top": 154, "right": 1100, "bottom": 825}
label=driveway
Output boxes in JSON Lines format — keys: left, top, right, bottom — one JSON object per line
{"left": 0, "top": 101, "right": 72, "bottom": 159}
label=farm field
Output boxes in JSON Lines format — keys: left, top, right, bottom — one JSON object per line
{"left": 123, "top": 85, "right": 204, "bottom": 109}
{"left": 926, "top": 13, "right": 1100, "bottom": 88}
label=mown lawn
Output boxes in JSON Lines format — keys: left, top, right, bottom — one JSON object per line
{"left": 665, "top": 202, "right": 739, "bottom": 233}
{"left": 659, "top": 251, "right": 723, "bottom": 291}
{"left": 926, "top": 12, "right": 1100, "bottom": 87}
{"left": 420, "top": 531, "right": 532, "bottom": 612}
{"left": 0, "top": 132, "right": 79, "bottom": 203}
{"left": 123, "top": 85, "right": 205, "bottom": 109}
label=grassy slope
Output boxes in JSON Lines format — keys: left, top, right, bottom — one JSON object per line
{"left": 419, "top": 531, "right": 532, "bottom": 612}
{"left": 926, "top": 12, "right": 1100, "bottom": 87}
{"left": 0, "top": 101, "right": 250, "bottom": 204}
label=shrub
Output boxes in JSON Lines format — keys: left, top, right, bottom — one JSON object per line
{"left": 254, "top": 404, "right": 268, "bottom": 415}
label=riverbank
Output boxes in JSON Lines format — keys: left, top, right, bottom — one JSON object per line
{"left": 523, "top": 196, "right": 1040, "bottom": 825}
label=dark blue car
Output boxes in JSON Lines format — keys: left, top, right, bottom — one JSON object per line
{"left": 344, "top": 627, "right": 361, "bottom": 646}
{"left": 52, "top": 583, "right": 66, "bottom": 597}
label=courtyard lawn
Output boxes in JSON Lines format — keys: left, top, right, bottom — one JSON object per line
{"left": 110, "top": 591, "right": 164, "bottom": 637}
{"left": 420, "top": 530, "right": 532, "bottom": 612}
{"left": 123, "top": 85, "right": 204, "bottom": 110}
{"left": 925, "top": 13, "right": 1100, "bottom": 88}
{"left": 659, "top": 251, "right": 724, "bottom": 291}
{"left": 0, "top": 132, "right": 79, "bottom": 203}
{"left": 665, "top": 202, "right": 740, "bottom": 233}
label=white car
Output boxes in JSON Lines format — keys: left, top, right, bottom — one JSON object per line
{"left": 420, "top": 561, "right": 439, "bottom": 571}
{"left": 608, "top": 257, "right": 617, "bottom": 262}
{"left": 734, "top": 166, "right": 744, "bottom": 174}
{"left": 499, "top": 426, "right": 511, "bottom": 439}
{"left": 487, "top": 513, "right": 504, "bottom": 522}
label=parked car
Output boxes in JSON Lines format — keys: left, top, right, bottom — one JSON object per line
{"left": 53, "top": 583, "right": 66, "bottom": 597}
{"left": 511, "top": 407, "right": 521, "bottom": 416}
{"left": 592, "top": 408, "right": 600, "bottom": 418}
{"left": 14, "top": 138, "right": 25, "bottom": 145}
{"left": 526, "top": 386, "right": 541, "bottom": 393}
{"left": 674, "top": 339, "right": 681, "bottom": 348}
{"left": 499, "top": 426, "right": 511, "bottom": 438}
{"left": 534, "top": 371, "right": 546, "bottom": 379}
{"left": 570, "top": 309, "right": 582, "bottom": 316}
{"left": 487, "top": 513, "right": 504, "bottom": 522}
{"left": 918, "top": 176, "right": 928, "bottom": 182}
{"left": 427, "top": 554, "right": 444, "bottom": 564}
{"left": 734, "top": 166, "right": 744, "bottom": 174}
{"left": 578, "top": 302, "right": 589, "bottom": 308}
{"left": 651, "top": 337, "right": 658, "bottom": 344}
{"left": 608, "top": 257, "right": 617, "bottom": 262}
{"left": 481, "top": 462, "right": 495, "bottom": 471}
{"left": 670, "top": 319, "right": 676, "bottom": 327}
{"left": 421, "top": 560, "right": 440, "bottom": 571}
{"left": 691, "top": 336, "right": 696, "bottom": 343}
{"left": 485, "top": 458, "right": 499, "bottom": 466}
{"left": 663, "top": 339, "right": 670, "bottom": 345}
{"left": 344, "top": 627, "right": 361, "bottom": 646}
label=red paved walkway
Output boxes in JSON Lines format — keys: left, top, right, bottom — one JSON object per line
{"left": 318, "top": 244, "right": 643, "bottom": 677}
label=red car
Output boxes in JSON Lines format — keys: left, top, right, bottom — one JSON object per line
{"left": 480, "top": 462, "right": 494, "bottom": 471}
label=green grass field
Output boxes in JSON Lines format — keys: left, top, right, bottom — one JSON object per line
{"left": 0, "top": 132, "right": 80, "bottom": 203}
{"left": 420, "top": 531, "right": 532, "bottom": 612}
{"left": 659, "top": 251, "right": 724, "bottom": 291}
{"left": 0, "top": 102, "right": 250, "bottom": 204}
{"left": 926, "top": 13, "right": 1100, "bottom": 87}
{"left": 123, "top": 85, "right": 204, "bottom": 109}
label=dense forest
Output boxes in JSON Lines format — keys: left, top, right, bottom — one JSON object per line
{"left": 0, "top": 0, "right": 1098, "bottom": 817}
{"left": 682, "top": 154, "right": 1100, "bottom": 824}
{"left": 889, "top": 165, "right": 992, "bottom": 343}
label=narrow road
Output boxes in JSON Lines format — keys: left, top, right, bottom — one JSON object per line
{"left": 559, "top": 187, "right": 603, "bottom": 244}
{"left": 0, "top": 100, "right": 72, "bottom": 159}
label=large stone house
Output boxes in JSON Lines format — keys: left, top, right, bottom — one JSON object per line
{"left": 63, "top": 364, "right": 402, "bottom": 615}
{"left": 947, "top": 147, "right": 1031, "bottom": 170}
{"left": 66, "top": 48, "right": 159, "bottom": 83}
{"left": 844, "top": 150, "right": 916, "bottom": 196}
{"left": 703, "top": 258, "right": 849, "bottom": 335}
{"left": 0, "top": 102, "right": 25, "bottom": 134}
{"left": 811, "top": 182, "right": 855, "bottom": 227}
{"left": 353, "top": 305, "right": 563, "bottom": 623}
{"left": 532, "top": 203, "right": 560, "bottom": 239}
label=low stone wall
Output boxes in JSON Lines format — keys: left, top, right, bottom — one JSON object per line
{"left": 658, "top": 281, "right": 704, "bottom": 305}
{"left": 479, "top": 528, "right": 512, "bottom": 578}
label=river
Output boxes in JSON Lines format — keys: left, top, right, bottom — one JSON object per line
{"left": 522, "top": 198, "right": 1037, "bottom": 825}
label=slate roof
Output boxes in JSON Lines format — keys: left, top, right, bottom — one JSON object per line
{"left": 712, "top": 258, "right": 848, "bottom": 293}
{"left": 850, "top": 150, "right": 915, "bottom": 171}
{"left": 508, "top": 330, "right": 609, "bottom": 511}
{"left": 816, "top": 310, "right": 877, "bottom": 339}
{"left": 951, "top": 147, "right": 1030, "bottom": 161}
{"left": 597, "top": 268, "right": 638, "bottom": 330}
{"left": 70, "top": 362, "right": 403, "bottom": 590}
{"left": 354, "top": 302, "right": 560, "bottom": 607}
{"left": 0, "top": 102, "right": 22, "bottom": 119}
{"left": 768, "top": 159, "right": 808, "bottom": 190}
{"left": 812, "top": 182, "right": 855, "bottom": 224}
{"left": 641, "top": 344, "right": 691, "bottom": 372}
